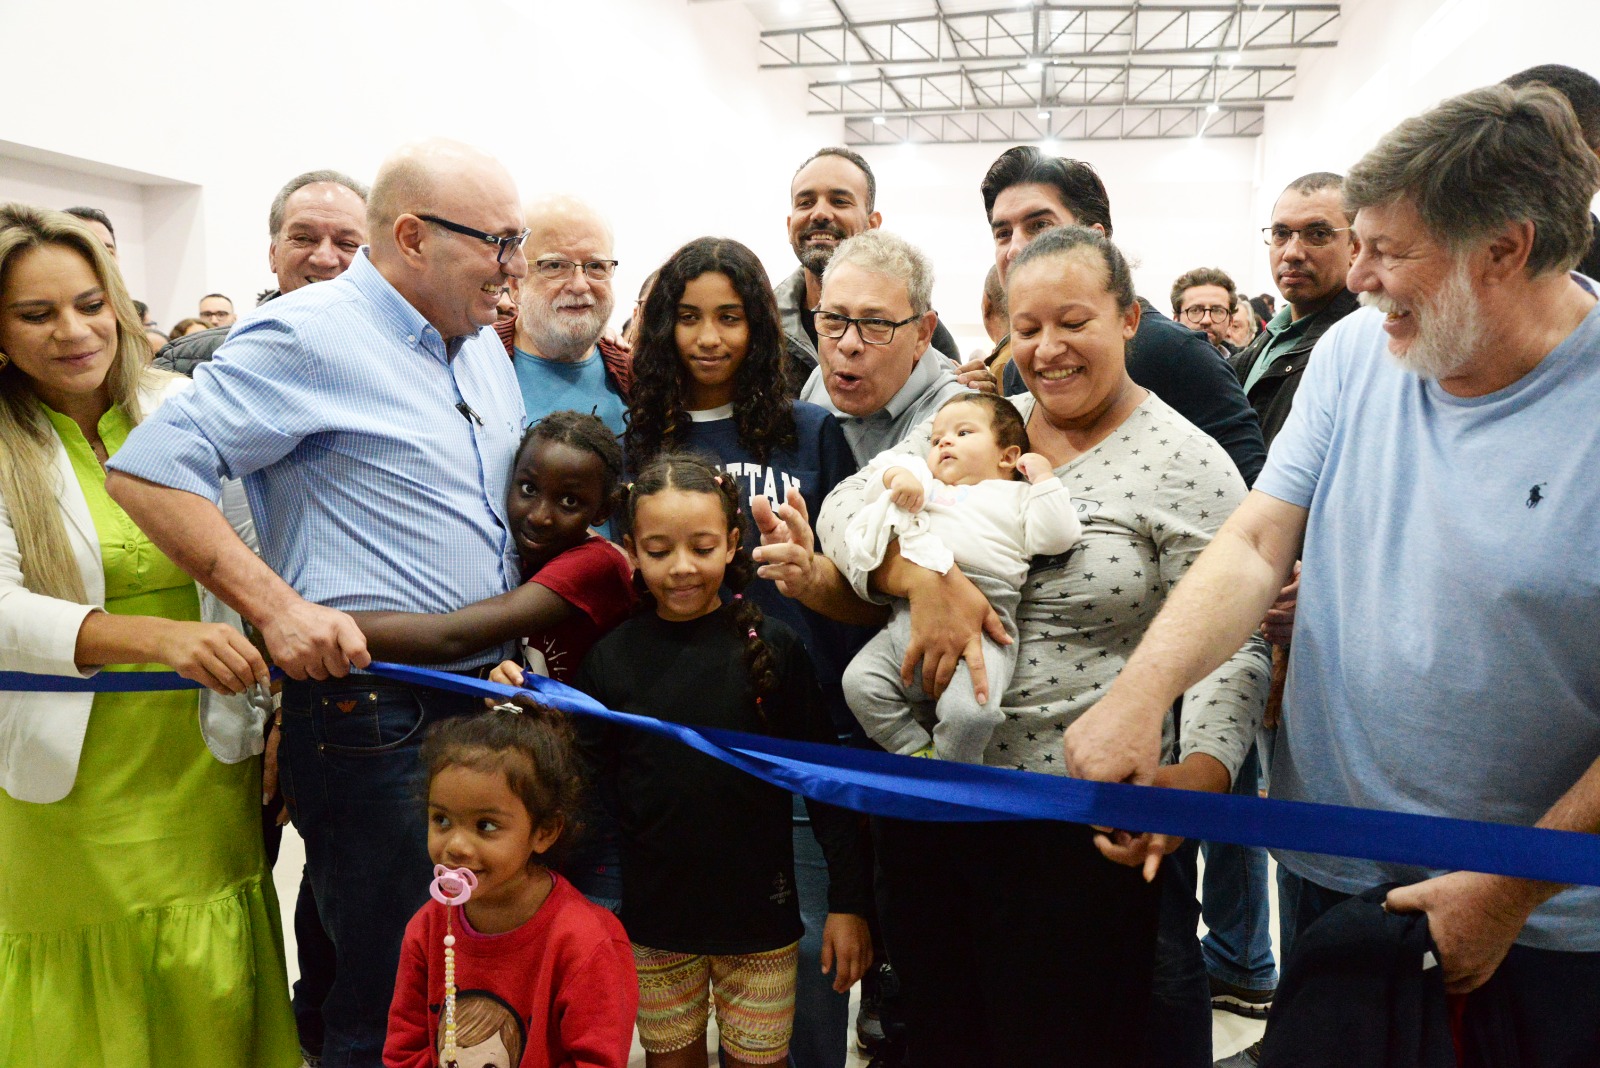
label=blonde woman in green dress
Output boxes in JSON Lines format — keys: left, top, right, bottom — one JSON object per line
{"left": 0, "top": 204, "right": 299, "bottom": 1066}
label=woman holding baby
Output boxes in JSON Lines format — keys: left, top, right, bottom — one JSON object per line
{"left": 755, "top": 225, "right": 1270, "bottom": 1067}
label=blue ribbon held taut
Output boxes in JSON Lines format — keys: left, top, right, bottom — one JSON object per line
{"left": 4, "top": 663, "right": 1598, "bottom": 889}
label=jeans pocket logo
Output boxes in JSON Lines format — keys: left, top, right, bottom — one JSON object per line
{"left": 336, "top": 700, "right": 358, "bottom": 713}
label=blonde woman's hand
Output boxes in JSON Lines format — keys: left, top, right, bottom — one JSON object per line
{"left": 155, "top": 620, "right": 271, "bottom": 696}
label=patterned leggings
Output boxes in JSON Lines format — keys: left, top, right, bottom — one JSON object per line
{"left": 632, "top": 941, "right": 800, "bottom": 1064}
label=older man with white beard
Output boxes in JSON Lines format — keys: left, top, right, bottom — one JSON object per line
{"left": 497, "top": 195, "right": 632, "bottom": 433}
{"left": 1066, "top": 84, "right": 1600, "bottom": 1065}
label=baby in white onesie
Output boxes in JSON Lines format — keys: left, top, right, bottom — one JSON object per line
{"left": 843, "top": 393, "right": 1082, "bottom": 762}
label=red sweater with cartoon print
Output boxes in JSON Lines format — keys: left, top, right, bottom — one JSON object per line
{"left": 384, "top": 872, "right": 637, "bottom": 1068}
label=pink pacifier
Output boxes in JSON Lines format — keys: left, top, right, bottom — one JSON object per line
{"left": 431, "top": 865, "right": 477, "bottom": 1065}
{"left": 429, "top": 864, "right": 477, "bottom": 907}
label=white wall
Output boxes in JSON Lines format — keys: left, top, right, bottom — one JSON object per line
{"left": 0, "top": 153, "right": 151, "bottom": 299}
{"left": 1244, "top": 0, "right": 1600, "bottom": 295}
{"left": 0, "top": 0, "right": 837, "bottom": 329}
{"left": 0, "top": 143, "right": 210, "bottom": 333}
{"left": 858, "top": 137, "right": 1261, "bottom": 352}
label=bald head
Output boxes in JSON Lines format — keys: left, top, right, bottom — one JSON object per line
{"left": 366, "top": 138, "right": 528, "bottom": 341}
{"left": 367, "top": 139, "right": 521, "bottom": 244}
{"left": 524, "top": 195, "right": 613, "bottom": 252}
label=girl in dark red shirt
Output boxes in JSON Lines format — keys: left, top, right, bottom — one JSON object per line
{"left": 352, "top": 409, "right": 634, "bottom": 682}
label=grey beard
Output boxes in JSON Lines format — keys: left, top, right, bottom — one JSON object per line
{"left": 522, "top": 304, "right": 609, "bottom": 361}
{"left": 1391, "top": 263, "right": 1481, "bottom": 381}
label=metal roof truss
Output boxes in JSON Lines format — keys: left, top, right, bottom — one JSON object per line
{"left": 808, "top": 60, "right": 1296, "bottom": 115}
{"left": 760, "top": 3, "right": 1340, "bottom": 69}
{"left": 842, "top": 102, "right": 1266, "bottom": 143}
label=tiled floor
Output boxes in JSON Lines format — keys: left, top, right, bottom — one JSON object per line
{"left": 273, "top": 827, "right": 1269, "bottom": 1065}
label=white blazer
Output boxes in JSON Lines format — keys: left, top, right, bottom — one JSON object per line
{"left": 0, "top": 374, "right": 269, "bottom": 804}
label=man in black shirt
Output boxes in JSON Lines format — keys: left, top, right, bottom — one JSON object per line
{"left": 986, "top": 147, "right": 1266, "bottom": 488}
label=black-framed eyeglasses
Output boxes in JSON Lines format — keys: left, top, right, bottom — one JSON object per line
{"left": 1181, "top": 304, "right": 1233, "bottom": 324}
{"left": 534, "top": 257, "right": 619, "bottom": 282}
{"left": 813, "top": 309, "right": 921, "bottom": 345}
{"left": 1262, "top": 224, "right": 1351, "bottom": 248}
{"left": 416, "top": 213, "right": 530, "bottom": 265}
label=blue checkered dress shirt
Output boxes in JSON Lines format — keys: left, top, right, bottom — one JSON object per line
{"left": 109, "top": 251, "right": 525, "bottom": 668}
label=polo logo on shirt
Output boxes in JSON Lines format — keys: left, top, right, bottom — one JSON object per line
{"left": 1527, "top": 483, "right": 1547, "bottom": 508}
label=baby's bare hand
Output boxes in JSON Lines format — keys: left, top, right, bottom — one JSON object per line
{"left": 1017, "top": 452, "right": 1054, "bottom": 483}
{"left": 885, "top": 469, "right": 925, "bottom": 512}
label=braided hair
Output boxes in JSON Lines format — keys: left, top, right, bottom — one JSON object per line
{"left": 622, "top": 452, "right": 779, "bottom": 718}
{"left": 518, "top": 409, "right": 625, "bottom": 512}
{"left": 624, "top": 237, "right": 798, "bottom": 472}
{"left": 419, "top": 700, "right": 585, "bottom": 869}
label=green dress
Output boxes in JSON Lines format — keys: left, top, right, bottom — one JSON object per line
{"left": 0, "top": 406, "right": 299, "bottom": 1066}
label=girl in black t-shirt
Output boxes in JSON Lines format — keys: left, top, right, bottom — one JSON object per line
{"left": 562, "top": 453, "right": 872, "bottom": 1068}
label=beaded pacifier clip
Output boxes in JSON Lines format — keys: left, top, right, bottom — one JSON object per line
{"left": 429, "top": 863, "right": 478, "bottom": 1068}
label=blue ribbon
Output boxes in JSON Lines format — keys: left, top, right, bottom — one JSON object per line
{"left": 5, "top": 664, "right": 1599, "bottom": 888}
{"left": 0, "top": 670, "right": 235, "bottom": 693}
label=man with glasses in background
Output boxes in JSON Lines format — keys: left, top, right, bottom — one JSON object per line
{"left": 1233, "top": 173, "right": 1358, "bottom": 444}
{"left": 799, "top": 230, "right": 967, "bottom": 465}
{"left": 107, "top": 138, "right": 529, "bottom": 1068}
{"left": 498, "top": 195, "right": 632, "bottom": 434}
{"left": 1172, "top": 268, "right": 1243, "bottom": 354}
{"left": 198, "top": 292, "right": 238, "bottom": 328}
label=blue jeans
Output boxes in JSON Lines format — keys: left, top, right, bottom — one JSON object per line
{"left": 278, "top": 675, "right": 481, "bottom": 1068}
{"left": 1143, "top": 840, "right": 1212, "bottom": 1068}
{"left": 1200, "top": 742, "right": 1278, "bottom": 991}
{"left": 290, "top": 868, "right": 336, "bottom": 1060}
{"left": 790, "top": 804, "right": 850, "bottom": 1068}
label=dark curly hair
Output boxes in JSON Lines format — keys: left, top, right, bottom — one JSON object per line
{"left": 624, "top": 237, "right": 797, "bottom": 472}
{"left": 420, "top": 701, "right": 585, "bottom": 870}
{"left": 621, "top": 452, "right": 778, "bottom": 717}
{"left": 518, "top": 409, "right": 625, "bottom": 513}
